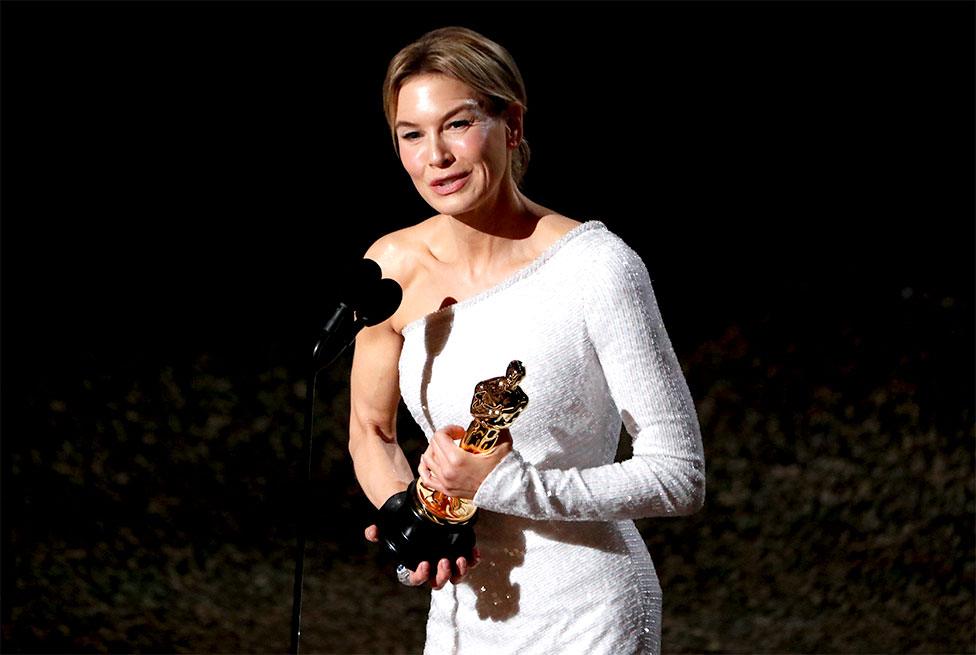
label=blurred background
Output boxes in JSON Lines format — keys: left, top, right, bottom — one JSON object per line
{"left": 2, "top": 1, "right": 973, "bottom": 653}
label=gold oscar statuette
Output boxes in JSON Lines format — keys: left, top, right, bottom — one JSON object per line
{"left": 377, "top": 360, "right": 529, "bottom": 570}
{"left": 414, "top": 360, "right": 529, "bottom": 524}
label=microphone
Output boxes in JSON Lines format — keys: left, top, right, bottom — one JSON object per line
{"left": 313, "top": 258, "right": 403, "bottom": 368}
{"left": 356, "top": 276, "right": 403, "bottom": 326}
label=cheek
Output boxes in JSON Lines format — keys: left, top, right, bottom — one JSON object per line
{"left": 447, "top": 124, "right": 493, "bottom": 159}
{"left": 400, "top": 148, "right": 427, "bottom": 178}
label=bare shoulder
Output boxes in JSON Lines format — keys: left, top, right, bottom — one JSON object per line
{"left": 361, "top": 216, "right": 446, "bottom": 334}
{"left": 533, "top": 213, "right": 583, "bottom": 249}
{"left": 363, "top": 217, "right": 439, "bottom": 289}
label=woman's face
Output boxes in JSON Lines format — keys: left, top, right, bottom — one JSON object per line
{"left": 394, "top": 74, "right": 512, "bottom": 216}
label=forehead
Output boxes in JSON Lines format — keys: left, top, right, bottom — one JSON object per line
{"left": 395, "top": 74, "right": 485, "bottom": 121}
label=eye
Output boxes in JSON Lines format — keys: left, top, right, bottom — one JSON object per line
{"left": 399, "top": 131, "right": 421, "bottom": 141}
{"left": 447, "top": 119, "right": 472, "bottom": 130}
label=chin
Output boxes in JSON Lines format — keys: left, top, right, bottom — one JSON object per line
{"left": 424, "top": 191, "right": 484, "bottom": 217}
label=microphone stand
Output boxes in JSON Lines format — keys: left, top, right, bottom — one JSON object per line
{"left": 289, "top": 303, "right": 356, "bottom": 655}
{"left": 287, "top": 267, "right": 401, "bottom": 655}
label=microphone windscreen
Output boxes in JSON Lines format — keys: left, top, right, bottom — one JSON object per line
{"left": 359, "top": 277, "right": 403, "bottom": 326}
{"left": 358, "top": 257, "right": 382, "bottom": 281}
{"left": 342, "top": 258, "right": 382, "bottom": 305}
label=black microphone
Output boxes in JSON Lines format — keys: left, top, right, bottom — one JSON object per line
{"left": 319, "top": 258, "right": 380, "bottom": 336}
{"left": 356, "top": 276, "right": 403, "bottom": 326}
{"left": 313, "top": 258, "right": 402, "bottom": 368}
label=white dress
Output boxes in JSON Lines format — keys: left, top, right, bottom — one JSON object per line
{"left": 397, "top": 221, "right": 705, "bottom": 655}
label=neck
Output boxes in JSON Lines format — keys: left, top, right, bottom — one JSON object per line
{"left": 439, "top": 178, "right": 545, "bottom": 274}
{"left": 453, "top": 174, "right": 534, "bottom": 229}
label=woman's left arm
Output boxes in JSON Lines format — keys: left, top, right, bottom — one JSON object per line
{"left": 424, "top": 238, "right": 705, "bottom": 521}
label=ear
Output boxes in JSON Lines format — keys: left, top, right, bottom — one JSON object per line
{"left": 504, "top": 104, "right": 525, "bottom": 149}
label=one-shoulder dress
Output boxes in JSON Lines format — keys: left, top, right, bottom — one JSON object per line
{"left": 397, "top": 221, "right": 705, "bottom": 655}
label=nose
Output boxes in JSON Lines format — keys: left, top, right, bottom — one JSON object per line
{"left": 426, "top": 133, "right": 454, "bottom": 168}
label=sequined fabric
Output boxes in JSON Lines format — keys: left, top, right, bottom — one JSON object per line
{"left": 398, "top": 221, "right": 705, "bottom": 655}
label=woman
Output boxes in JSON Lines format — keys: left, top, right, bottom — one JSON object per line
{"left": 349, "top": 26, "right": 704, "bottom": 655}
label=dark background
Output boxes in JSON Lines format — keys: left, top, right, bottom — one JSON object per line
{"left": 2, "top": 1, "right": 973, "bottom": 653}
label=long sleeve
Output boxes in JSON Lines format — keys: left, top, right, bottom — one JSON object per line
{"left": 473, "top": 237, "right": 705, "bottom": 521}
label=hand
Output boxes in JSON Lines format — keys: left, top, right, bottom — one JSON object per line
{"left": 364, "top": 524, "right": 480, "bottom": 589}
{"left": 418, "top": 425, "right": 513, "bottom": 499}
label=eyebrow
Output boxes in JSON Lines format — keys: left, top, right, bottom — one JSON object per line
{"left": 394, "top": 101, "right": 482, "bottom": 130}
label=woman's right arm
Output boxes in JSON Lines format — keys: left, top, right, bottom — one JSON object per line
{"left": 347, "top": 244, "right": 478, "bottom": 587}
{"left": 348, "top": 316, "right": 413, "bottom": 509}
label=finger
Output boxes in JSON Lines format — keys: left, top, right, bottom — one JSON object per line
{"left": 431, "top": 558, "right": 452, "bottom": 590}
{"left": 431, "top": 434, "right": 463, "bottom": 477}
{"left": 364, "top": 525, "right": 379, "bottom": 542}
{"left": 497, "top": 428, "right": 513, "bottom": 447}
{"left": 409, "top": 560, "right": 430, "bottom": 586}
{"left": 434, "top": 426, "right": 465, "bottom": 452}
{"left": 431, "top": 429, "right": 453, "bottom": 459}
{"left": 419, "top": 455, "right": 441, "bottom": 491}
{"left": 450, "top": 556, "right": 468, "bottom": 584}
{"left": 444, "top": 424, "right": 466, "bottom": 442}
{"left": 422, "top": 452, "right": 438, "bottom": 479}
{"left": 435, "top": 424, "right": 465, "bottom": 438}
{"left": 438, "top": 558, "right": 454, "bottom": 588}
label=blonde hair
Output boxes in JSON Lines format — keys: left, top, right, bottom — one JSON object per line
{"left": 382, "top": 26, "right": 531, "bottom": 186}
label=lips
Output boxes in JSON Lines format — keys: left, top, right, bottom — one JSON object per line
{"left": 430, "top": 172, "right": 470, "bottom": 196}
